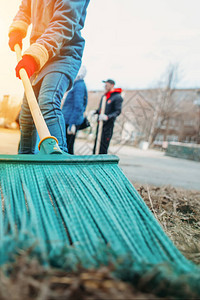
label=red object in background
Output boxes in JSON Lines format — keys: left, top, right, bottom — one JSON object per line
{"left": 105, "top": 88, "right": 122, "bottom": 100}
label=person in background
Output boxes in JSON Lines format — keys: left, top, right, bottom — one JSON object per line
{"left": 93, "top": 79, "right": 123, "bottom": 154}
{"left": 62, "top": 65, "right": 88, "bottom": 154}
{"left": 8, "top": 0, "right": 90, "bottom": 154}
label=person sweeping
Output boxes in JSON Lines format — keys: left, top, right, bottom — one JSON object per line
{"left": 93, "top": 79, "right": 123, "bottom": 154}
{"left": 8, "top": 0, "right": 90, "bottom": 154}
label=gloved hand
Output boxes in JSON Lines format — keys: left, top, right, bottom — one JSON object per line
{"left": 9, "top": 30, "right": 23, "bottom": 51}
{"left": 67, "top": 124, "right": 76, "bottom": 135}
{"left": 90, "top": 110, "right": 97, "bottom": 116}
{"left": 15, "top": 55, "right": 38, "bottom": 79}
{"left": 98, "top": 114, "right": 108, "bottom": 121}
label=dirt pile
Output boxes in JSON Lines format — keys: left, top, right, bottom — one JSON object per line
{"left": 0, "top": 255, "right": 158, "bottom": 300}
{"left": 135, "top": 183, "right": 200, "bottom": 264}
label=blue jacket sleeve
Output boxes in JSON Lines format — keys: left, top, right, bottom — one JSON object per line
{"left": 10, "top": 0, "right": 90, "bottom": 71}
{"left": 83, "top": 84, "right": 88, "bottom": 110}
{"left": 37, "top": 0, "right": 90, "bottom": 59}
{"left": 13, "top": 0, "right": 31, "bottom": 24}
{"left": 68, "top": 81, "right": 87, "bottom": 125}
{"left": 9, "top": 0, "right": 31, "bottom": 37}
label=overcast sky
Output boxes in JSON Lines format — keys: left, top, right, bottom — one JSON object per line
{"left": 1, "top": 0, "right": 200, "bottom": 98}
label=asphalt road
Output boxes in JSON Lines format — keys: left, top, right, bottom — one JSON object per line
{"left": 0, "top": 128, "right": 199, "bottom": 191}
{"left": 115, "top": 146, "right": 200, "bottom": 191}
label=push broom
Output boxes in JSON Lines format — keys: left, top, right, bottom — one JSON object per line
{"left": 0, "top": 45, "right": 200, "bottom": 298}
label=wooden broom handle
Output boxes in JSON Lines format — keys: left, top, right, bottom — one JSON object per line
{"left": 95, "top": 95, "right": 107, "bottom": 155}
{"left": 14, "top": 44, "right": 51, "bottom": 141}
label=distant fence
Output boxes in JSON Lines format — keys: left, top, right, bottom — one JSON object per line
{"left": 166, "top": 142, "right": 200, "bottom": 162}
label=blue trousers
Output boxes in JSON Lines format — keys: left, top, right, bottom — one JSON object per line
{"left": 19, "top": 72, "right": 69, "bottom": 154}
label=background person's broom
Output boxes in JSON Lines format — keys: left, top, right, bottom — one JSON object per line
{"left": 95, "top": 95, "right": 106, "bottom": 155}
{"left": 0, "top": 45, "right": 200, "bottom": 297}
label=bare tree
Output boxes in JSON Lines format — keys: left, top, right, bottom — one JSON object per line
{"left": 147, "top": 64, "right": 182, "bottom": 146}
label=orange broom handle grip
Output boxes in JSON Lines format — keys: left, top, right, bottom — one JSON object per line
{"left": 14, "top": 44, "right": 51, "bottom": 141}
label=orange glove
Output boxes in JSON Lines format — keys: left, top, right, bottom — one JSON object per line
{"left": 15, "top": 55, "right": 38, "bottom": 79}
{"left": 9, "top": 30, "right": 23, "bottom": 51}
